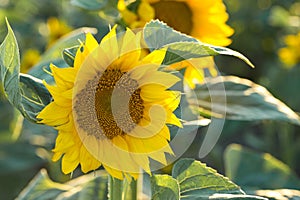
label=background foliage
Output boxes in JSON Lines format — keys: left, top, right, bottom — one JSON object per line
{"left": 0, "top": 0, "right": 300, "bottom": 199}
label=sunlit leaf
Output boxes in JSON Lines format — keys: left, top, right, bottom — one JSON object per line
{"left": 0, "top": 19, "right": 52, "bottom": 122}
{"left": 173, "top": 158, "right": 244, "bottom": 199}
{"left": 188, "top": 76, "right": 300, "bottom": 125}
{"left": 143, "top": 20, "right": 254, "bottom": 68}
{"left": 151, "top": 175, "right": 180, "bottom": 200}
{"left": 224, "top": 144, "right": 300, "bottom": 189}
{"left": 151, "top": 158, "right": 267, "bottom": 199}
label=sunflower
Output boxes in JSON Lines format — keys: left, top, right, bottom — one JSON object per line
{"left": 118, "top": 0, "right": 234, "bottom": 46}
{"left": 118, "top": 0, "right": 234, "bottom": 88}
{"left": 278, "top": 31, "right": 300, "bottom": 68}
{"left": 37, "top": 26, "right": 182, "bottom": 180}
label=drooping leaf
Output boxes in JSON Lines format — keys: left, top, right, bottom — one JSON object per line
{"left": 16, "top": 169, "right": 108, "bottom": 200}
{"left": 188, "top": 76, "right": 300, "bottom": 125}
{"left": 0, "top": 19, "right": 52, "bottom": 122}
{"left": 224, "top": 144, "right": 300, "bottom": 190}
{"left": 151, "top": 158, "right": 267, "bottom": 200}
{"left": 70, "top": 0, "right": 108, "bottom": 10}
{"left": 143, "top": 20, "right": 254, "bottom": 67}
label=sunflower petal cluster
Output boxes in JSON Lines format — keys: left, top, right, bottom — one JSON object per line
{"left": 118, "top": 0, "right": 234, "bottom": 46}
{"left": 278, "top": 31, "right": 300, "bottom": 68}
{"left": 37, "top": 26, "right": 182, "bottom": 180}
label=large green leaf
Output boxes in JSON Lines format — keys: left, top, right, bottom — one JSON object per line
{"left": 16, "top": 169, "right": 108, "bottom": 200}
{"left": 143, "top": 20, "right": 254, "bottom": 67}
{"left": 224, "top": 144, "right": 300, "bottom": 189}
{"left": 0, "top": 19, "right": 52, "bottom": 122}
{"left": 0, "top": 19, "right": 21, "bottom": 107}
{"left": 188, "top": 76, "right": 300, "bottom": 125}
{"left": 173, "top": 158, "right": 244, "bottom": 199}
{"left": 151, "top": 158, "right": 267, "bottom": 200}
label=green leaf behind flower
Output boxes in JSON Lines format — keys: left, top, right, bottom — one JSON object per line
{"left": 0, "top": 19, "right": 52, "bottom": 122}
{"left": 143, "top": 20, "right": 254, "bottom": 68}
{"left": 151, "top": 158, "right": 267, "bottom": 200}
{"left": 224, "top": 144, "right": 300, "bottom": 190}
{"left": 188, "top": 76, "right": 300, "bottom": 125}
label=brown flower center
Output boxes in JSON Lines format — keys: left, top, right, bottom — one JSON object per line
{"left": 95, "top": 69, "right": 144, "bottom": 139}
{"left": 151, "top": 1, "right": 193, "bottom": 35}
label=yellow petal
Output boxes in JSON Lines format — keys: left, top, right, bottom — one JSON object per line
{"left": 62, "top": 153, "right": 79, "bottom": 174}
{"left": 104, "top": 165, "right": 124, "bottom": 180}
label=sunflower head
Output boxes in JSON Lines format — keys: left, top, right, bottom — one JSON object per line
{"left": 37, "top": 26, "right": 182, "bottom": 180}
{"left": 118, "top": 0, "right": 234, "bottom": 46}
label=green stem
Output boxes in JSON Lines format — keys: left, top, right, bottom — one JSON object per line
{"left": 108, "top": 175, "right": 138, "bottom": 200}
{"left": 124, "top": 179, "right": 137, "bottom": 200}
{"left": 108, "top": 175, "right": 123, "bottom": 200}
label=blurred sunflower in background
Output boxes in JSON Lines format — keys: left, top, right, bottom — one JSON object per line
{"left": 20, "top": 17, "right": 72, "bottom": 73}
{"left": 118, "top": 0, "right": 234, "bottom": 88}
{"left": 20, "top": 49, "right": 41, "bottom": 73}
{"left": 46, "top": 17, "right": 72, "bottom": 48}
{"left": 37, "top": 26, "right": 182, "bottom": 180}
{"left": 278, "top": 31, "right": 300, "bottom": 68}
{"left": 118, "top": 0, "right": 233, "bottom": 46}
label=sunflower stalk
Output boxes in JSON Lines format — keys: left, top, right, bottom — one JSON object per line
{"left": 108, "top": 175, "right": 123, "bottom": 200}
{"left": 108, "top": 175, "right": 138, "bottom": 200}
{"left": 123, "top": 178, "right": 137, "bottom": 200}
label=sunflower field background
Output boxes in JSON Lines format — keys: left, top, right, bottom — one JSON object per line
{"left": 1, "top": 0, "right": 300, "bottom": 199}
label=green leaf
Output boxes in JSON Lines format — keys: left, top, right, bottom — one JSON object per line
{"left": 144, "top": 20, "right": 197, "bottom": 50}
{"left": 0, "top": 19, "right": 21, "bottom": 107}
{"left": 151, "top": 158, "right": 267, "bottom": 199}
{"left": 143, "top": 20, "right": 254, "bottom": 68}
{"left": 70, "top": 0, "right": 108, "bottom": 10}
{"left": 63, "top": 45, "right": 79, "bottom": 67}
{"left": 151, "top": 175, "right": 180, "bottom": 200}
{"left": 28, "top": 27, "right": 97, "bottom": 82}
{"left": 172, "top": 158, "right": 244, "bottom": 199}
{"left": 0, "top": 19, "right": 51, "bottom": 122}
{"left": 188, "top": 76, "right": 300, "bottom": 125}
{"left": 19, "top": 74, "right": 52, "bottom": 122}
{"left": 17, "top": 169, "right": 108, "bottom": 200}
{"left": 224, "top": 144, "right": 300, "bottom": 189}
